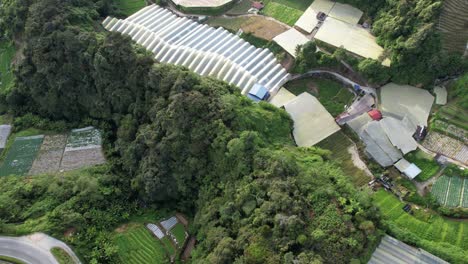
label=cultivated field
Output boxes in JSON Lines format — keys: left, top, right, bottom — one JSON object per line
{"left": 431, "top": 175, "right": 467, "bottom": 208}
{"left": 317, "top": 131, "right": 371, "bottom": 187}
{"left": 115, "top": 0, "right": 146, "bottom": 16}
{"left": 60, "top": 127, "right": 105, "bottom": 171}
{"left": 438, "top": 0, "right": 468, "bottom": 53}
{"left": 373, "top": 190, "right": 468, "bottom": 257}
{"left": 114, "top": 225, "right": 169, "bottom": 264}
{"left": 422, "top": 132, "right": 468, "bottom": 164}
{"left": 405, "top": 150, "right": 440, "bottom": 182}
{"left": 0, "top": 41, "right": 15, "bottom": 92}
{"left": 262, "top": 0, "right": 313, "bottom": 26}
{"left": 285, "top": 78, "right": 354, "bottom": 116}
{"left": 207, "top": 16, "right": 289, "bottom": 40}
{"left": 171, "top": 223, "right": 187, "bottom": 245}
{"left": 29, "top": 134, "right": 67, "bottom": 175}
{"left": 0, "top": 135, "right": 43, "bottom": 177}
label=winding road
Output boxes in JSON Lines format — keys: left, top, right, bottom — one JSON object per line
{"left": 0, "top": 233, "right": 80, "bottom": 264}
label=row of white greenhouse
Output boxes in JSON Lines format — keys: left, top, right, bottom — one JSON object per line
{"left": 102, "top": 4, "right": 290, "bottom": 95}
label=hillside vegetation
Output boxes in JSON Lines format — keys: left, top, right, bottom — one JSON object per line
{"left": 0, "top": 0, "right": 384, "bottom": 263}
{"left": 438, "top": 0, "right": 468, "bottom": 53}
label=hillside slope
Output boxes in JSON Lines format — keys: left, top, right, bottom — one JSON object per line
{"left": 438, "top": 0, "right": 468, "bottom": 54}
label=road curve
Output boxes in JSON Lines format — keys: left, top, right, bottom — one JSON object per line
{"left": 0, "top": 237, "right": 57, "bottom": 264}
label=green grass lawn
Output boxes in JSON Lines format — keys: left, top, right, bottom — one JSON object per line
{"left": 261, "top": 0, "right": 313, "bottom": 26}
{"left": 114, "top": 224, "right": 169, "bottom": 264}
{"left": 285, "top": 78, "right": 354, "bottom": 116}
{"left": 405, "top": 150, "right": 440, "bottom": 182}
{"left": 170, "top": 223, "right": 186, "bottom": 245}
{"left": 51, "top": 247, "right": 74, "bottom": 264}
{"left": 160, "top": 236, "right": 175, "bottom": 256}
{"left": 114, "top": 0, "right": 146, "bottom": 16}
{"left": 0, "top": 41, "right": 15, "bottom": 93}
{"left": 373, "top": 189, "right": 468, "bottom": 262}
{"left": 317, "top": 131, "right": 371, "bottom": 187}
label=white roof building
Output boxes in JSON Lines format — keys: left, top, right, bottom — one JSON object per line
{"left": 171, "top": 0, "right": 232, "bottom": 8}
{"left": 273, "top": 28, "right": 310, "bottom": 58}
{"left": 284, "top": 92, "right": 340, "bottom": 147}
{"left": 394, "top": 158, "right": 422, "bottom": 179}
{"left": 380, "top": 117, "right": 418, "bottom": 154}
{"left": 0, "top": 125, "right": 12, "bottom": 150}
{"left": 102, "top": 5, "right": 290, "bottom": 96}
{"left": 268, "top": 88, "right": 296, "bottom": 107}
{"left": 433, "top": 86, "right": 447, "bottom": 105}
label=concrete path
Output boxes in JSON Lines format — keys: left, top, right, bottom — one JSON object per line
{"left": 0, "top": 233, "right": 80, "bottom": 264}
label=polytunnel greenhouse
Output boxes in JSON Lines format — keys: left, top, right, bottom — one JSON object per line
{"left": 102, "top": 5, "right": 290, "bottom": 95}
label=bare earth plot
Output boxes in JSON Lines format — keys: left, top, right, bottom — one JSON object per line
{"left": 60, "top": 127, "right": 105, "bottom": 171}
{"left": 29, "top": 134, "right": 67, "bottom": 175}
{"left": 422, "top": 132, "right": 468, "bottom": 165}
{"left": 0, "top": 135, "right": 44, "bottom": 177}
{"left": 207, "top": 16, "right": 289, "bottom": 40}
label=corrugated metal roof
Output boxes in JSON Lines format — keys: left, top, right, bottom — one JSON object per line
{"left": 380, "top": 117, "right": 417, "bottom": 154}
{"left": 272, "top": 28, "right": 310, "bottom": 58}
{"left": 369, "top": 235, "right": 449, "bottom": 264}
{"left": 434, "top": 86, "right": 447, "bottom": 105}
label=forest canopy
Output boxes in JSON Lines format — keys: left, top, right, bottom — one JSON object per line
{"left": 0, "top": 0, "right": 382, "bottom": 263}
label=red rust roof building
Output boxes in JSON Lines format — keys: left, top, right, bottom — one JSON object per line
{"left": 252, "top": 1, "right": 264, "bottom": 10}
{"left": 368, "top": 109, "right": 382, "bottom": 120}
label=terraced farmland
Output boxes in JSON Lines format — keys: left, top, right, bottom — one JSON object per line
{"left": 373, "top": 189, "right": 468, "bottom": 262}
{"left": 317, "top": 131, "right": 371, "bottom": 187}
{"left": 0, "top": 41, "right": 15, "bottom": 92}
{"left": 262, "top": 0, "right": 314, "bottom": 26}
{"left": 438, "top": 0, "right": 468, "bottom": 53}
{"left": 431, "top": 175, "right": 467, "bottom": 208}
{"left": 114, "top": 225, "right": 169, "bottom": 264}
{"left": 0, "top": 135, "right": 44, "bottom": 176}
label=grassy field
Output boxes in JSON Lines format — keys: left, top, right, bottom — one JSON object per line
{"left": 285, "top": 78, "right": 354, "bottom": 116}
{"left": 373, "top": 189, "right": 468, "bottom": 259}
{"left": 114, "top": 224, "right": 169, "bottom": 264}
{"left": 114, "top": 0, "right": 146, "bottom": 16}
{"left": 317, "top": 131, "right": 371, "bottom": 187}
{"left": 171, "top": 223, "right": 186, "bottom": 245}
{"left": 262, "top": 0, "right": 313, "bottom": 26}
{"left": 51, "top": 247, "right": 74, "bottom": 264}
{"left": 0, "top": 41, "right": 15, "bottom": 93}
{"left": 405, "top": 150, "right": 440, "bottom": 182}
{"left": 0, "top": 135, "right": 44, "bottom": 176}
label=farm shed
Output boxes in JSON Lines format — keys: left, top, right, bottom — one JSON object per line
{"left": 394, "top": 158, "right": 421, "bottom": 179}
{"left": 314, "top": 17, "right": 390, "bottom": 66}
{"left": 284, "top": 92, "right": 340, "bottom": 147}
{"left": 380, "top": 83, "right": 434, "bottom": 128}
{"left": 171, "top": 0, "right": 232, "bottom": 8}
{"left": 102, "top": 4, "right": 290, "bottom": 96}
{"left": 360, "top": 121, "right": 402, "bottom": 167}
{"left": 380, "top": 117, "right": 418, "bottom": 154}
{"left": 247, "top": 83, "right": 270, "bottom": 102}
{"left": 433, "top": 86, "right": 447, "bottom": 105}
{"left": 147, "top": 224, "right": 165, "bottom": 239}
{"left": 0, "top": 124, "right": 12, "bottom": 150}
{"left": 294, "top": 6, "right": 323, "bottom": 34}
{"left": 269, "top": 88, "right": 296, "bottom": 107}
{"left": 347, "top": 112, "right": 371, "bottom": 135}
{"left": 272, "top": 28, "right": 310, "bottom": 58}
{"left": 328, "top": 2, "right": 363, "bottom": 24}
{"left": 369, "top": 235, "right": 449, "bottom": 264}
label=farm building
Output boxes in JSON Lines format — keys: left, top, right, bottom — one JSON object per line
{"left": 380, "top": 83, "right": 434, "bottom": 129}
{"left": 269, "top": 88, "right": 296, "bottom": 107}
{"left": 314, "top": 17, "right": 390, "bottom": 66}
{"left": 102, "top": 4, "right": 290, "bottom": 95}
{"left": 360, "top": 121, "right": 402, "bottom": 167}
{"left": 272, "top": 28, "right": 310, "bottom": 58}
{"left": 380, "top": 117, "right": 418, "bottom": 154}
{"left": 0, "top": 124, "right": 12, "bottom": 151}
{"left": 284, "top": 92, "right": 340, "bottom": 147}
{"left": 369, "top": 235, "right": 449, "bottom": 264}
{"left": 433, "top": 86, "right": 447, "bottom": 105}
{"left": 394, "top": 158, "right": 422, "bottom": 180}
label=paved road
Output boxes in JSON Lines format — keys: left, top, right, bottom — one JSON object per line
{"left": 0, "top": 233, "right": 81, "bottom": 264}
{"left": 0, "top": 237, "right": 57, "bottom": 264}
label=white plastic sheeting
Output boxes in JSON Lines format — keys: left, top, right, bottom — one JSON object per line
{"left": 160, "top": 216, "right": 178, "bottom": 231}
{"left": 380, "top": 117, "right": 418, "bottom": 154}
{"left": 172, "top": 0, "right": 231, "bottom": 8}
{"left": 272, "top": 28, "right": 310, "bottom": 58}
{"left": 147, "top": 223, "right": 165, "bottom": 239}
{"left": 394, "top": 158, "right": 421, "bottom": 179}
{"left": 284, "top": 93, "right": 340, "bottom": 147}
{"left": 102, "top": 5, "right": 290, "bottom": 95}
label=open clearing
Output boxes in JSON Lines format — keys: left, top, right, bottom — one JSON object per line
{"left": 317, "top": 131, "right": 371, "bottom": 187}
{"left": 114, "top": 224, "right": 169, "bottom": 264}
{"left": 207, "top": 16, "right": 289, "bottom": 40}
{"left": 0, "top": 135, "right": 43, "bottom": 177}
{"left": 0, "top": 41, "right": 15, "bottom": 92}
{"left": 285, "top": 78, "right": 354, "bottom": 117}
{"left": 115, "top": 0, "right": 146, "bottom": 16}
{"left": 373, "top": 189, "right": 468, "bottom": 255}
{"left": 431, "top": 175, "right": 468, "bottom": 208}
{"left": 262, "top": 0, "right": 313, "bottom": 26}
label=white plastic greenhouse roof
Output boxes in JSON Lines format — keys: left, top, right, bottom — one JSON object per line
{"left": 102, "top": 5, "right": 290, "bottom": 95}
{"left": 172, "top": 0, "right": 232, "bottom": 8}
{"left": 273, "top": 28, "right": 310, "bottom": 58}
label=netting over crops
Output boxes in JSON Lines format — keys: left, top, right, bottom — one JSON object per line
{"left": 0, "top": 135, "right": 44, "bottom": 176}
{"left": 29, "top": 134, "right": 67, "bottom": 175}
{"left": 60, "top": 127, "right": 105, "bottom": 171}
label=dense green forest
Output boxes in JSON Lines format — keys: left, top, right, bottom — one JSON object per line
{"left": 0, "top": 0, "right": 382, "bottom": 263}
{"left": 335, "top": 0, "right": 467, "bottom": 86}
